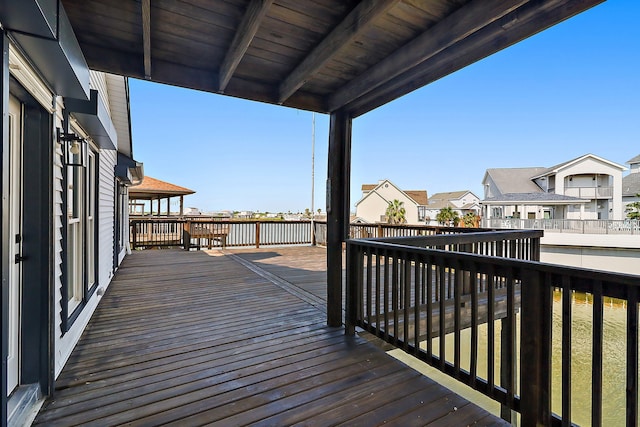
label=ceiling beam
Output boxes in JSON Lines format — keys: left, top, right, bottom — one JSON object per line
{"left": 346, "top": 0, "right": 605, "bottom": 117}
{"left": 141, "top": 0, "right": 151, "bottom": 79}
{"left": 78, "top": 42, "right": 327, "bottom": 112}
{"left": 277, "top": 0, "right": 400, "bottom": 104}
{"left": 218, "top": 0, "right": 273, "bottom": 93}
{"left": 327, "top": 0, "right": 529, "bottom": 112}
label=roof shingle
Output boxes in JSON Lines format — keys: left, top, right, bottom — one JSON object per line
{"left": 130, "top": 176, "right": 195, "bottom": 199}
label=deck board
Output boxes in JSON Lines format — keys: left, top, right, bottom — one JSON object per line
{"left": 35, "top": 247, "right": 508, "bottom": 426}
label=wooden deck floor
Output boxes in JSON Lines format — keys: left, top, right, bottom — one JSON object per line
{"left": 35, "top": 247, "right": 508, "bottom": 426}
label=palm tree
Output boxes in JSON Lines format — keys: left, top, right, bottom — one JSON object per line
{"left": 462, "top": 212, "right": 480, "bottom": 228}
{"left": 626, "top": 195, "right": 640, "bottom": 220}
{"left": 385, "top": 199, "right": 407, "bottom": 224}
{"left": 435, "top": 206, "right": 460, "bottom": 226}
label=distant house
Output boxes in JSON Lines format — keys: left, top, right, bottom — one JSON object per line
{"left": 623, "top": 154, "right": 640, "bottom": 212}
{"left": 355, "top": 180, "right": 428, "bottom": 224}
{"left": 425, "top": 191, "right": 481, "bottom": 225}
{"left": 482, "top": 154, "right": 626, "bottom": 220}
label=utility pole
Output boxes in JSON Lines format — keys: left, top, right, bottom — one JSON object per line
{"left": 310, "top": 112, "right": 316, "bottom": 245}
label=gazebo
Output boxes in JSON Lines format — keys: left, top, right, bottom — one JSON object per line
{"left": 129, "top": 176, "right": 195, "bottom": 217}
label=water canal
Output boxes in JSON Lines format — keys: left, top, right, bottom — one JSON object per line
{"left": 391, "top": 290, "right": 630, "bottom": 426}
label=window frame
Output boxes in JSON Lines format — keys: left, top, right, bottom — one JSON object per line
{"left": 61, "top": 141, "right": 100, "bottom": 333}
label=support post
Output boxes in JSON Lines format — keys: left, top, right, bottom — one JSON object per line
{"left": 180, "top": 196, "right": 184, "bottom": 216}
{"left": 520, "top": 268, "right": 552, "bottom": 426}
{"left": 326, "top": 110, "right": 352, "bottom": 327}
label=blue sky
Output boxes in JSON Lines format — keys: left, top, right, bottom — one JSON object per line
{"left": 130, "top": 1, "right": 639, "bottom": 214}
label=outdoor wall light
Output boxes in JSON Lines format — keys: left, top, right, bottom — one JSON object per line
{"left": 58, "top": 128, "right": 87, "bottom": 167}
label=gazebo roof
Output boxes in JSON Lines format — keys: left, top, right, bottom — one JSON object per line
{"left": 129, "top": 176, "right": 195, "bottom": 200}
{"left": 59, "top": 0, "right": 603, "bottom": 117}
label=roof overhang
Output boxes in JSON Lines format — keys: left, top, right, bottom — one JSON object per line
{"left": 116, "top": 152, "right": 144, "bottom": 186}
{"left": 2, "top": 0, "right": 90, "bottom": 100}
{"left": 65, "top": 89, "right": 117, "bottom": 150}
{"left": 58, "top": 0, "right": 605, "bottom": 117}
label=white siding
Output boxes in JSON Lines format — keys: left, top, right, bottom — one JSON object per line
{"left": 54, "top": 108, "right": 120, "bottom": 377}
{"left": 11, "top": 57, "right": 127, "bottom": 377}
{"left": 89, "top": 71, "right": 109, "bottom": 111}
{"left": 105, "top": 74, "right": 132, "bottom": 156}
{"left": 99, "top": 149, "right": 117, "bottom": 286}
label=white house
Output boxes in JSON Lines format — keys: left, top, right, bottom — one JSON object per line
{"left": 425, "top": 190, "right": 481, "bottom": 225}
{"left": 482, "top": 154, "right": 626, "bottom": 221}
{"left": 355, "top": 180, "right": 428, "bottom": 224}
{"left": 623, "top": 154, "right": 640, "bottom": 214}
{"left": 1, "top": 6, "right": 143, "bottom": 425}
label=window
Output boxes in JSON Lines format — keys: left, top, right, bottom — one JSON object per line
{"left": 87, "top": 151, "right": 97, "bottom": 291}
{"left": 63, "top": 145, "right": 99, "bottom": 330}
{"left": 118, "top": 184, "right": 127, "bottom": 253}
{"left": 66, "top": 162, "right": 85, "bottom": 314}
{"left": 418, "top": 206, "right": 427, "bottom": 222}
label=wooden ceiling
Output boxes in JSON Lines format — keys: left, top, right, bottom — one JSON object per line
{"left": 60, "top": 0, "right": 604, "bottom": 117}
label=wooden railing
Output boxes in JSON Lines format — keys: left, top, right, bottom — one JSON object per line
{"left": 483, "top": 218, "right": 640, "bottom": 235}
{"left": 345, "top": 231, "right": 640, "bottom": 426}
{"left": 130, "top": 219, "right": 313, "bottom": 249}
{"left": 130, "top": 219, "right": 483, "bottom": 250}
{"left": 130, "top": 219, "right": 184, "bottom": 248}
{"left": 312, "top": 221, "right": 489, "bottom": 246}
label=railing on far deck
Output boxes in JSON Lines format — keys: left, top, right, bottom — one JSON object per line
{"left": 345, "top": 230, "right": 640, "bottom": 426}
{"left": 130, "top": 219, "right": 313, "bottom": 249}
{"left": 312, "top": 221, "right": 491, "bottom": 246}
{"left": 483, "top": 218, "right": 640, "bottom": 235}
{"left": 130, "top": 219, "right": 184, "bottom": 248}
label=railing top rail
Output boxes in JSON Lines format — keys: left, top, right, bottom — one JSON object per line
{"left": 368, "top": 229, "right": 543, "bottom": 246}
{"left": 130, "top": 218, "right": 315, "bottom": 224}
{"left": 347, "top": 238, "right": 640, "bottom": 291}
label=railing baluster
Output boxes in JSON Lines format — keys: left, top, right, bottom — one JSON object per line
{"left": 487, "top": 265, "right": 495, "bottom": 397}
{"left": 592, "top": 280, "right": 603, "bottom": 427}
{"left": 414, "top": 259, "right": 420, "bottom": 353}
{"left": 454, "top": 259, "right": 462, "bottom": 378}
{"left": 366, "top": 251, "right": 372, "bottom": 326}
{"left": 384, "top": 249, "right": 389, "bottom": 342}
{"left": 375, "top": 251, "right": 381, "bottom": 332}
{"left": 403, "top": 257, "right": 411, "bottom": 350}
{"left": 562, "top": 275, "right": 572, "bottom": 426}
{"left": 500, "top": 267, "right": 515, "bottom": 422}
{"left": 345, "top": 241, "right": 358, "bottom": 335}
{"left": 426, "top": 258, "right": 433, "bottom": 358}
{"left": 627, "top": 286, "right": 638, "bottom": 426}
{"left": 392, "top": 253, "right": 399, "bottom": 346}
{"left": 470, "top": 261, "right": 478, "bottom": 388}
{"left": 439, "top": 262, "right": 446, "bottom": 369}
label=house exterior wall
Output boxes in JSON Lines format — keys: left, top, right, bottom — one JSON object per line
{"left": 483, "top": 178, "right": 501, "bottom": 199}
{"left": 356, "top": 192, "right": 392, "bottom": 223}
{"left": 450, "top": 193, "right": 480, "bottom": 208}
{"left": 7, "top": 45, "right": 127, "bottom": 379}
{"left": 53, "top": 114, "right": 120, "bottom": 376}
{"left": 355, "top": 180, "right": 421, "bottom": 224}
{"left": 426, "top": 192, "right": 481, "bottom": 224}
{"left": 554, "top": 157, "right": 624, "bottom": 220}
{"left": 98, "top": 149, "right": 117, "bottom": 284}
